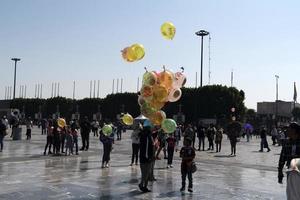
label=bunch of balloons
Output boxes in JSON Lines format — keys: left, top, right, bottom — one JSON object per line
{"left": 121, "top": 44, "right": 145, "bottom": 62}
{"left": 138, "top": 67, "right": 185, "bottom": 133}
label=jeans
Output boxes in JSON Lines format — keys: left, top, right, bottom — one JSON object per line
{"left": 140, "top": 162, "right": 152, "bottom": 188}
{"left": 102, "top": 143, "right": 112, "bottom": 164}
{"left": 167, "top": 147, "right": 174, "bottom": 165}
{"left": 198, "top": 136, "right": 205, "bottom": 150}
{"left": 73, "top": 135, "right": 78, "bottom": 154}
{"left": 44, "top": 136, "right": 53, "bottom": 153}
{"left": 230, "top": 139, "right": 236, "bottom": 155}
{"left": 181, "top": 163, "right": 193, "bottom": 189}
{"left": 131, "top": 143, "right": 139, "bottom": 164}
{"left": 216, "top": 141, "right": 221, "bottom": 152}
{"left": 208, "top": 138, "right": 214, "bottom": 150}
{"left": 260, "top": 138, "right": 270, "bottom": 150}
{"left": 81, "top": 132, "right": 90, "bottom": 150}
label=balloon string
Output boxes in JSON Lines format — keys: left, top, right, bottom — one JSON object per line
{"left": 144, "top": 67, "right": 148, "bottom": 72}
{"left": 163, "top": 65, "right": 166, "bottom": 71}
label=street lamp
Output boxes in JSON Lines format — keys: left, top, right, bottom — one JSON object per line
{"left": 195, "top": 30, "right": 209, "bottom": 87}
{"left": 11, "top": 58, "right": 21, "bottom": 99}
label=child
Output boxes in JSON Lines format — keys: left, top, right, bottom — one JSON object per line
{"left": 71, "top": 127, "right": 79, "bottom": 155}
{"left": 180, "top": 138, "right": 196, "bottom": 193}
{"left": 65, "top": 126, "right": 74, "bottom": 155}
{"left": 215, "top": 127, "right": 223, "bottom": 153}
{"left": 26, "top": 118, "right": 33, "bottom": 140}
{"left": 166, "top": 133, "right": 176, "bottom": 168}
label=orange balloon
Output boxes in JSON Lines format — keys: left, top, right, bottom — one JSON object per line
{"left": 149, "top": 110, "right": 166, "bottom": 126}
{"left": 141, "top": 85, "right": 153, "bottom": 100}
{"left": 121, "top": 47, "right": 135, "bottom": 62}
{"left": 158, "top": 70, "right": 174, "bottom": 90}
{"left": 152, "top": 84, "right": 168, "bottom": 102}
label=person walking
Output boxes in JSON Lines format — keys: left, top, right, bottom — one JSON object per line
{"left": 25, "top": 118, "right": 33, "bottom": 140}
{"left": 259, "top": 127, "right": 271, "bottom": 152}
{"left": 60, "top": 126, "right": 66, "bottom": 153}
{"left": 215, "top": 127, "right": 223, "bottom": 153}
{"left": 155, "top": 129, "right": 167, "bottom": 160}
{"left": 138, "top": 121, "right": 153, "bottom": 193}
{"left": 80, "top": 116, "right": 91, "bottom": 151}
{"left": 206, "top": 124, "right": 216, "bottom": 151}
{"left": 278, "top": 122, "right": 300, "bottom": 184}
{"left": 100, "top": 130, "right": 114, "bottom": 168}
{"left": 41, "top": 118, "right": 47, "bottom": 135}
{"left": 52, "top": 121, "right": 61, "bottom": 155}
{"left": 197, "top": 125, "right": 205, "bottom": 151}
{"left": 71, "top": 126, "right": 79, "bottom": 155}
{"left": 175, "top": 125, "right": 182, "bottom": 152}
{"left": 271, "top": 126, "right": 278, "bottom": 146}
{"left": 65, "top": 126, "right": 74, "bottom": 156}
{"left": 130, "top": 123, "right": 141, "bottom": 166}
{"left": 227, "top": 121, "right": 241, "bottom": 156}
{"left": 0, "top": 119, "right": 7, "bottom": 152}
{"left": 166, "top": 133, "right": 176, "bottom": 168}
{"left": 180, "top": 138, "right": 196, "bottom": 193}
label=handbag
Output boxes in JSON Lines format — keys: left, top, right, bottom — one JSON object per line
{"left": 191, "top": 162, "right": 197, "bottom": 173}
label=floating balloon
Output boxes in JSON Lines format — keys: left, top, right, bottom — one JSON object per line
{"left": 149, "top": 110, "right": 166, "bottom": 126}
{"left": 121, "top": 44, "right": 145, "bottom": 62}
{"left": 57, "top": 118, "right": 66, "bottom": 128}
{"left": 102, "top": 124, "right": 113, "bottom": 136}
{"left": 161, "top": 22, "right": 176, "bottom": 40}
{"left": 122, "top": 113, "right": 134, "bottom": 126}
{"left": 152, "top": 84, "right": 168, "bottom": 102}
{"left": 131, "top": 44, "right": 145, "bottom": 61}
{"left": 174, "top": 72, "right": 187, "bottom": 87}
{"left": 121, "top": 47, "right": 135, "bottom": 62}
{"left": 158, "top": 70, "right": 174, "bottom": 90}
{"left": 141, "top": 85, "right": 153, "bottom": 100}
{"left": 168, "top": 88, "right": 182, "bottom": 102}
{"left": 161, "top": 118, "right": 177, "bottom": 134}
{"left": 142, "top": 71, "right": 157, "bottom": 86}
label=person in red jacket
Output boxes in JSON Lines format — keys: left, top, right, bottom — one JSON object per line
{"left": 166, "top": 133, "right": 176, "bottom": 168}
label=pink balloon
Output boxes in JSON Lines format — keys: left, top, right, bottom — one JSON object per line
{"left": 173, "top": 72, "right": 186, "bottom": 87}
{"left": 168, "top": 88, "right": 182, "bottom": 102}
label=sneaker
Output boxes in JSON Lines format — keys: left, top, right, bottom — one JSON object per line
{"left": 43, "top": 152, "right": 46, "bottom": 156}
{"left": 188, "top": 188, "right": 193, "bottom": 193}
{"left": 180, "top": 187, "right": 185, "bottom": 192}
{"left": 259, "top": 150, "right": 263, "bottom": 152}
{"left": 105, "top": 163, "right": 109, "bottom": 168}
{"left": 101, "top": 165, "right": 105, "bottom": 168}
{"left": 130, "top": 163, "right": 133, "bottom": 166}
{"left": 167, "top": 165, "right": 170, "bottom": 169}
{"left": 144, "top": 188, "right": 151, "bottom": 192}
{"left": 135, "top": 163, "right": 138, "bottom": 165}
{"left": 170, "top": 165, "right": 173, "bottom": 168}
{"left": 267, "top": 149, "right": 271, "bottom": 152}
{"left": 76, "top": 152, "right": 79, "bottom": 155}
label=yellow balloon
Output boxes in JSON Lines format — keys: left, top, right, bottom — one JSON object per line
{"left": 149, "top": 110, "right": 166, "bottom": 126}
{"left": 121, "top": 47, "right": 135, "bottom": 62}
{"left": 140, "top": 103, "right": 156, "bottom": 118}
{"left": 158, "top": 70, "right": 174, "bottom": 91}
{"left": 161, "top": 22, "right": 176, "bottom": 40}
{"left": 142, "top": 71, "right": 157, "bottom": 86}
{"left": 122, "top": 113, "right": 134, "bottom": 125}
{"left": 152, "top": 84, "right": 168, "bottom": 102}
{"left": 131, "top": 44, "right": 145, "bottom": 61}
{"left": 149, "top": 98, "right": 165, "bottom": 110}
{"left": 57, "top": 118, "right": 66, "bottom": 128}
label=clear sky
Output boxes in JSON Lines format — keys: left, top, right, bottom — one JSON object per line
{"left": 1, "top": 0, "right": 300, "bottom": 109}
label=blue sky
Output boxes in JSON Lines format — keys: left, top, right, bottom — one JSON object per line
{"left": 1, "top": 0, "right": 300, "bottom": 109}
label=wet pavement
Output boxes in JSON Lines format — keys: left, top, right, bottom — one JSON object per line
{"left": 0, "top": 127, "right": 287, "bottom": 199}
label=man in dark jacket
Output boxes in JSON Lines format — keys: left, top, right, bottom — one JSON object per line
{"left": 139, "top": 123, "right": 153, "bottom": 193}
{"left": 278, "top": 122, "right": 300, "bottom": 184}
{"left": 259, "top": 127, "right": 271, "bottom": 152}
{"left": 80, "top": 116, "right": 91, "bottom": 151}
{"left": 197, "top": 125, "right": 205, "bottom": 151}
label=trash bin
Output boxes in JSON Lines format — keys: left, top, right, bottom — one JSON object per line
{"left": 12, "top": 127, "right": 22, "bottom": 140}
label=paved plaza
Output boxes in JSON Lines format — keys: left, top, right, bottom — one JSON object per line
{"left": 0, "top": 127, "right": 287, "bottom": 200}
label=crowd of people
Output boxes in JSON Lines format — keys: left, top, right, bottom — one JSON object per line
{"left": 1, "top": 114, "right": 300, "bottom": 197}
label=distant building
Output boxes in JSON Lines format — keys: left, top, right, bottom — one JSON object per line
{"left": 257, "top": 101, "right": 300, "bottom": 126}
{"left": 0, "top": 100, "right": 11, "bottom": 117}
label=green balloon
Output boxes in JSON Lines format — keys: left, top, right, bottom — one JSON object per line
{"left": 142, "top": 72, "right": 157, "bottom": 86}
{"left": 161, "top": 118, "right": 177, "bottom": 134}
{"left": 102, "top": 125, "right": 112, "bottom": 136}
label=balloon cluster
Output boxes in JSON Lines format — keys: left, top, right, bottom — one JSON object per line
{"left": 138, "top": 67, "right": 185, "bottom": 133}
{"left": 121, "top": 44, "right": 145, "bottom": 62}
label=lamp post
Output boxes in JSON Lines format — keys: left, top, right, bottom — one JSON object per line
{"left": 11, "top": 58, "right": 21, "bottom": 99}
{"left": 195, "top": 30, "right": 209, "bottom": 87}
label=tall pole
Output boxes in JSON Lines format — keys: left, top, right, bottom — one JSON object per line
{"left": 93, "top": 80, "right": 96, "bottom": 98}
{"left": 24, "top": 85, "right": 27, "bottom": 98}
{"left": 231, "top": 70, "right": 234, "bottom": 87}
{"left": 19, "top": 85, "right": 21, "bottom": 98}
{"left": 112, "top": 79, "right": 115, "bottom": 94}
{"left": 121, "top": 78, "right": 123, "bottom": 93}
{"left": 275, "top": 75, "right": 279, "bottom": 125}
{"left": 73, "top": 81, "right": 75, "bottom": 100}
{"left": 208, "top": 34, "right": 211, "bottom": 85}
{"left": 90, "top": 80, "right": 92, "bottom": 98}
{"left": 40, "top": 84, "right": 43, "bottom": 98}
{"left": 51, "top": 83, "right": 54, "bottom": 98}
{"left": 54, "top": 82, "right": 57, "bottom": 97}
{"left": 35, "top": 84, "right": 37, "bottom": 98}
{"left": 4, "top": 86, "right": 7, "bottom": 100}
{"left": 11, "top": 58, "right": 21, "bottom": 99}
{"left": 97, "top": 80, "right": 100, "bottom": 98}
{"left": 37, "top": 84, "right": 40, "bottom": 99}
{"left": 117, "top": 78, "right": 119, "bottom": 93}
{"left": 57, "top": 82, "right": 60, "bottom": 97}
{"left": 195, "top": 30, "right": 209, "bottom": 87}
{"left": 195, "top": 72, "right": 198, "bottom": 88}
